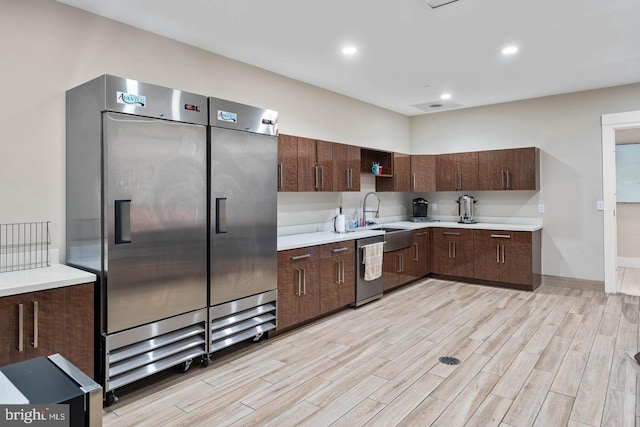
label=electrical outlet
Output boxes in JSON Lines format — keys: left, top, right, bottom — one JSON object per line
{"left": 597, "top": 200, "right": 604, "bottom": 211}
{"left": 432, "top": 203, "right": 438, "bottom": 212}
{"left": 538, "top": 204, "right": 545, "bottom": 214}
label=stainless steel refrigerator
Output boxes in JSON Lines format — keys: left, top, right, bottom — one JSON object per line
{"left": 66, "top": 75, "right": 209, "bottom": 404}
{"left": 208, "top": 98, "right": 278, "bottom": 353}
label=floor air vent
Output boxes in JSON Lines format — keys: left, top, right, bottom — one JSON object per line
{"left": 438, "top": 356, "right": 461, "bottom": 365}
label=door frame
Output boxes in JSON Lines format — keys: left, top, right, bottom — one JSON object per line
{"left": 601, "top": 110, "right": 640, "bottom": 293}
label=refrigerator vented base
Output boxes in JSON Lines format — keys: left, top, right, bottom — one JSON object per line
{"left": 104, "top": 309, "right": 207, "bottom": 393}
{"left": 209, "top": 290, "right": 277, "bottom": 354}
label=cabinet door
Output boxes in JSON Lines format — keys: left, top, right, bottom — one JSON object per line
{"left": 473, "top": 230, "right": 502, "bottom": 282}
{"left": 432, "top": 228, "right": 474, "bottom": 277}
{"left": 382, "top": 250, "right": 402, "bottom": 291}
{"left": 377, "top": 153, "right": 410, "bottom": 192}
{"left": 333, "top": 144, "right": 361, "bottom": 192}
{"left": 0, "top": 294, "right": 27, "bottom": 366}
{"left": 319, "top": 241, "right": 355, "bottom": 313}
{"left": 409, "top": 230, "right": 430, "bottom": 278}
{"left": 410, "top": 155, "right": 436, "bottom": 192}
{"left": 277, "top": 134, "right": 298, "bottom": 192}
{"left": 502, "top": 231, "right": 533, "bottom": 285}
{"left": 436, "top": 152, "right": 479, "bottom": 191}
{"left": 477, "top": 148, "right": 538, "bottom": 191}
{"left": 64, "top": 283, "right": 95, "bottom": 377}
{"left": 297, "top": 137, "right": 317, "bottom": 192}
{"left": 316, "top": 140, "right": 334, "bottom": 192}
{"left": 276, "top": 263, "right": 301, "bottom": 331}
{"left": 25, "top": 288, "right": 66, "bottom": 362}
{"left": 297, "top": 262, "right": 320, "bottom": 321}
{"left": 338, "top": 254, "right": 356, "bottom": 307}
{"left": 277, "top": 247, "right": 320, "bottom": 330}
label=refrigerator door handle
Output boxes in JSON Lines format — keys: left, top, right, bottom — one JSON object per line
{"left": 216, "top": 198, "right": 227, "bottom": 234}
{"left": 114, "top": 200, "right": 132, "bottom": 244}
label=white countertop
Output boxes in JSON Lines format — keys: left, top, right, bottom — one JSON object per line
{"left": 0, "top": 264, "right": 96, "bottom": 298}
{"left": 278, "top": 221, "right": 542, "bottom": 251}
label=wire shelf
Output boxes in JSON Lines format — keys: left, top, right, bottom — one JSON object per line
{"left": 0, "top": 221, "right": 51, "bottom": 273}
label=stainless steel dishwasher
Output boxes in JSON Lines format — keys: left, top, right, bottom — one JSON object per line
{"left": 355, "top": 235, "right": 385, "bottom": 306}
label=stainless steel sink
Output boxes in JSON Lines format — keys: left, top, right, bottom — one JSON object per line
{"left": 379, "top": 227, "right": 414, "bottom": 252}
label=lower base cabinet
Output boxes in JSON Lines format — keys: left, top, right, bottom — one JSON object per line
{"left": 0, "top": 282, "right": 94, "bottom": 377}
{"left": 276, "top": 247, "right": 320, "bottom": 331}
{"left": 382, "top": 247, "right": 414, "bottom": 292}
{"left": 319, "top": 241, "right": 355, "bottom": 313}
{"left": 432, "top": 228, "right": 475, "bottom": 278}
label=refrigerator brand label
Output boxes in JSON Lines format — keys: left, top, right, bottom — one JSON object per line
{"left": 117, "top": 91, "right": 146, "bottom": 107}
{"left": 217, "top": 110, "right": 237, "bottom": 123}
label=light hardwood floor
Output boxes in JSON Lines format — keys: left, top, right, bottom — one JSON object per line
{"left": 103, "top": 278, "right": 639, "bottom": 427}
{"left": 619, "top": 267, "right": 640, "bottom": 297}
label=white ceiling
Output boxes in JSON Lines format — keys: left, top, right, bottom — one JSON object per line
{"left": 58, "top": 0, "right": 640, "bottom": 116}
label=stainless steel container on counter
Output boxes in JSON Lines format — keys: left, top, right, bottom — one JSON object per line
{"left": 456, "top": 194, "right": 477, "bottom": 224}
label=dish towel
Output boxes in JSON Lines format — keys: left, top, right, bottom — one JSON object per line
{"left": 363, "top": 242, "right": 384, "bottom": 281}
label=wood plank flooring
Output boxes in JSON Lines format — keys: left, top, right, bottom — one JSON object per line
{"left": 620, "top": 267, "right": 640, "bottom": 297}
{"left": 103, "top": 278, "right": 640, "bottom": 427}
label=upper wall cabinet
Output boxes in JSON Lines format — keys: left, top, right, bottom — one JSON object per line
{"left": 436, "top": 152, "right": 479, "bottom": 191}
{"left": 297, "top": 137, "right": 334, "bottom": 192}
{"left": 277, "top": 134, "right": 298, "bottom": 192}
{"left": 477, "top": 148, "right": 539, "bottom": 191}
{"left": 376, "top": 153, "right": 410, "bottom": 192}
{"left": 333, "top": 143, "right": 361, "bottom": 192}
{"left": 410, "top": 155, "right": 436, "bottom": 192}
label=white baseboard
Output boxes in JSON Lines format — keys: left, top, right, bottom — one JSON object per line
{"left": 618, "top": 256, "right": 640, "bottom": 268}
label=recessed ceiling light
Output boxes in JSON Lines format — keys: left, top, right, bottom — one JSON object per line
{"left": 502, "top": 45, "right": 519, "bottom": 55}
{"left": 440, "top": 93, "right": 452, "bottom": 100}
{"left": 342, "top": 46, "right": 357, "bottom": 55}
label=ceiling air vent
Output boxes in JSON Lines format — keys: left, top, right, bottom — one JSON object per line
{"left": 411, "top": 99, "right": 462, "bottom": 113}
{"left": 423, "top": 0, "right": 459, "bottom": 9}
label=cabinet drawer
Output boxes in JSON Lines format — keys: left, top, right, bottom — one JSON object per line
{"left": 319, "top": 241, "right": 355, "bottom": 259}
{"left": 278, "top": 246, "right": 319, "bottom": 266}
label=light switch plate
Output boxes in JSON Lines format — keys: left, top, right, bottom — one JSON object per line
{"left": 538, "top": 204, "right": 545, "bottom": 214}
{"left": 597, "top": 201, "right": 604, "bottom": 211}
{"left": 432, "top": 203, "right": 438, "bottom": 211}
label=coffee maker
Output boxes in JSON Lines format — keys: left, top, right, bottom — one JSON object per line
{"left": 411, "top": 197, "right": 433, "bottom": 222}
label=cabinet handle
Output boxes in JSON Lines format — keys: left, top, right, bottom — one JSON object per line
{"left": 448, "top": 241, "right": 452, "bottom": 259}
{"left": 397, "top": 253, "right": 402, "bottom": 273}
{"left": 32, "top": 301, "right": 38, "bottom": 348}
{"left": 278, "top": 164, "right": 283, "bottom": 189}
{"left": 320, "top": 165, "right": 324, "bottom": 189}
{"left": 349, "top": 168, "right": 353, "bottom": 189}
{"left": 502, "top": 244, "right": 506, "bottom": 264}
{"left": 340, "top": 259, "right": 345, "bottom": 284}
{"left": 490, "top": 234, "right": 511, "bottom": 239}
{"left": 291, "top": 254, "right": 311, "bottom": 260}
{"left": 302, "top": 268, "right": 306, "bottom": 295}
{"left": 17, "top": 303, "right": 24, "bottom": 352}
{"left": 413, "top": 243, "right": 419, "bottom": 261}
{"left": 314, "top": 165, "right": 319, "bottom": 190}
{"left": 416, "top": 231, "right": 428, "bottom": 236}
{"left": 453, "top": 241, "right": 457, "bottom": 259}
{"left": 296, "top": 269, "right": 302, "bottom": 296}
{"left": 506, "top": 170, "right": 511, "bottom": 190}
{"left": 458, "top": 172, "right": 462, "bottom": 190}
{"left": 501, "top": 170, "right": 506, "bottom": 189}
{"left": 496, "top": 244, "right": 500, "bottom": 263}
{"left": 412, "top": 174, "right": 416, "bottom": 191}
{"left": 335, "top": 260, "right": 341, "bottom": 284}
{"left": 444, "top": 232, "right": 461, "bottom": 236}
{"left": 332, "top": 247, "right": 349, "bottom": 253}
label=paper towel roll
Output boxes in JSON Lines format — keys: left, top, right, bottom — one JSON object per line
{"left": 335, "top": 214, "right": 346, "bottom": 233}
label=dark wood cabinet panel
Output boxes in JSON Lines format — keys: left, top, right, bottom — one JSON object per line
{"left": 276, "top": 247, "right": 320, "bottom": 331}
{"left": 473, "top": 230, "right": 536, "bottom": 287}
{"left": 0, "top": 283, "right": 94, "bottom": 378}
{"left": 382, "top": 247, "right": 414, "bottom": 292}
{"left": 410, "top": 155, "right": 436, "bottom": 192}
{"left": 319, "top": 241, "right": 355, "bottom": 313}
{"left": 436, "top": 152, "right": 479, "bottom": 191}
{"left": 316, "top": 140, "right": 334, "bottom": 192}
{"left": 377, "top": 153, "right": 410, "bottom": 192}
{"left": 333, "top": 143, "right": 361, "bottom": 192}
{"left": 431, "top": 228, "right": 474, "bottom": 278}
{"left": 277, "top": 134, "right": 298, "bottom": 192}
{"left": 297, "top": 137, "right": 317, "bottom": 192}
{"left": 478, "top": 148, "right": 539, "bottom": 191}
{"left": 408, "top": 229, "right": 430, "bottom": 279}
{"left": 297, "top": 263, "right": 320, "bottom": 321}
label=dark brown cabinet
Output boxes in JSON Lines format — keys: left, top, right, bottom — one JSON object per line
{"left": 436, "top": 152, "right": 479, "bottom": 191}
{"left": 382, "top": 247, "right": 414, "bottom": 291}
{"left": 408, "top": 229, "right": 430, "bottom": 279}
{"left": 377, "top": 153, "right": 411, "bottom": 192}
{"left": 297, "top": 137, "right": 333, "bottom": 192}
{"left": 276, "top": 247, "right": 320, "bottom": 331}
{"left": 277, "top": 134, "right": 298, "bottom": 192}
{"left": 478, "top": 148, "right": 539, "bottom": 191}
{"left": 333, "top": 143, "right": 361, "bottom": 192}
{"left": 432, "top": 228, "right": 474, "bottom": 278}
{"left": 473, "top": 229, "right": 541, "bottom": 289}
{"left": 319, "top": 241, "right": 356, "bottom": 313}
{"left": 410, "top": 155, "right": 436, "bottom": 192}
{"left": 0, "top": 283, "right": 94, "bottom": 377}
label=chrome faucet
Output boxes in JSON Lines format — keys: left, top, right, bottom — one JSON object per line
{"left": 363, "top": 192, "right": 381, "bottom": 225}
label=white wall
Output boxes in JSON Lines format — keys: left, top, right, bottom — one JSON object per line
{"left": 411, "top": 84, "right": 640, "bottom": 281}
{"left": 0, "top": 0, "right": 409, "bottom": 258}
